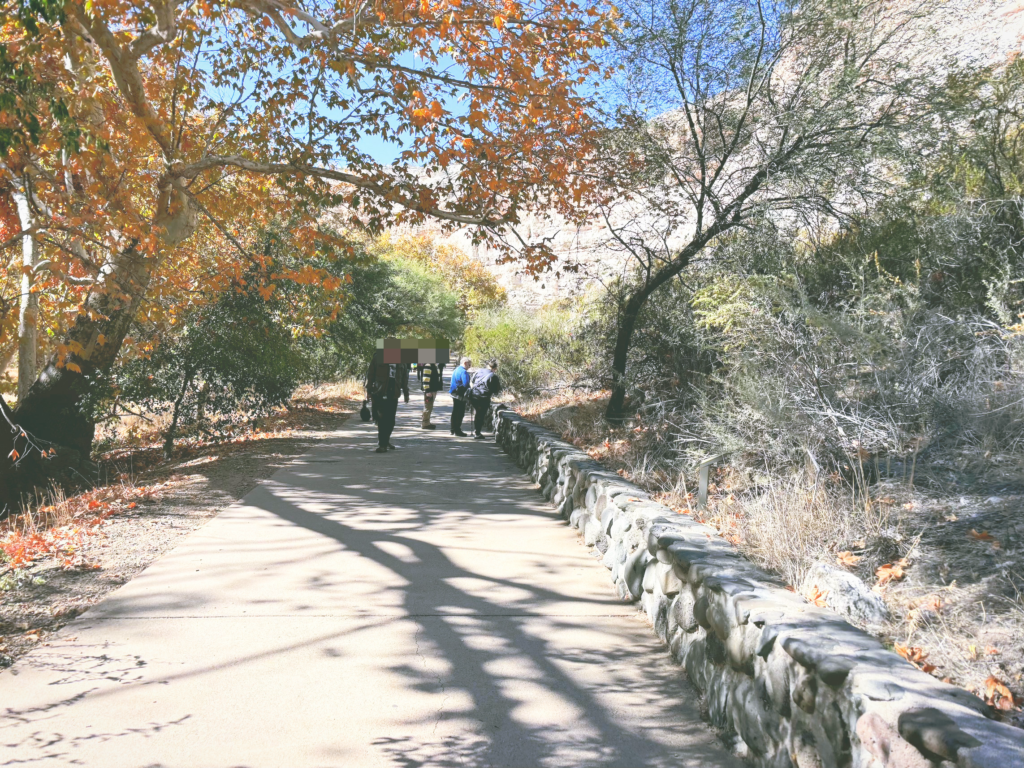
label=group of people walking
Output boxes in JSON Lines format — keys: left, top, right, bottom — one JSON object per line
{"left": 364, "top": 355, "right": 501, "bottom": 453}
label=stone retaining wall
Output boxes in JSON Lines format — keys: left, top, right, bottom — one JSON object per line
{"left": 490, "top": 406, "right": 1024, "bottom": 768}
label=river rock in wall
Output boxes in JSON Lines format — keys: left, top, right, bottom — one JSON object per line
{"left": 801, "top": 563, "right": 888, "bottom": 627}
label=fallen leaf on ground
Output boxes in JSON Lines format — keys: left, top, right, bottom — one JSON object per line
{"left": 894, "top": 643, "right": 936, "bottom": 673}
{"left": 968, "top": 644, "right": 979, "bottom": 661}
{"left": 806, "top": 586, "right": 830, "bottom": 607}
{"left": 907, "top": 594, "right": 943, "bottom": 627}
{"left": 984, "top": 676, "right": 1017, "bottom": 711}
{"left": 986, "top": 646, "right": 1001, "bottom": 656}
{"left": 968, "top": 529, "right": 995, "bottom": 541}
{"left": 875, "top": 559, "right": 909, "bottom": 586}
{"left": 837, "top": 551, "right": 862, "bottom": 567}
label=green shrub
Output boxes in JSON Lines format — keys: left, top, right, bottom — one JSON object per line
{"left": 464, "top": 301, "right": 602, "bottom": 397}
{"left": 112, "top": 286, "right": 302, "bottom": 456}
{"left": 265, "top": 230, "right": 478, "bottom": 381}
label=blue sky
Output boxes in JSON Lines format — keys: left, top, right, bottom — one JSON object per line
{"left": 355, "top": 130, "right": 409, "bottom": 165}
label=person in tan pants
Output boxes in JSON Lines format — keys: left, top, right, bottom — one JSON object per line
{"left": 420, "top": 362, "right": 444, "bottom": 429}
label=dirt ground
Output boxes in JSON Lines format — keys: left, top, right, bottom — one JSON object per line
{"left": 870, "top": 470, "right": 1024, "bottom": 727}
{"left": 0, "top": 390, "right": 358, "bottom": 669}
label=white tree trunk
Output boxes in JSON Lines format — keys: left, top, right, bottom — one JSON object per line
{"left": 12, "top": 190, "right": 38, "bottom": 402}
{"left": 0, "top": 342, "right": 16, "bottom": 381}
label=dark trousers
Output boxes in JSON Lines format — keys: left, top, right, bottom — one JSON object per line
{"left": 471, "top": 396, "right": 491, "bottom": 434}
{"left": 451, "top": 398, "right": 467, "bottom": 433}
{"left": 372, "top": 396, "right": 399, "bottom": 447}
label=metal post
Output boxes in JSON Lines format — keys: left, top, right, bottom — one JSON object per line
{"left": 697, "top": 462, "right": 710, "bottom": 510}
{"left": 696, "top": 454, "right": 723, "bottom": 510}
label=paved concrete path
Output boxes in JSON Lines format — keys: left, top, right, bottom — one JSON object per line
{"left": 0, "top": 391, "right": 742, "bottom": 768}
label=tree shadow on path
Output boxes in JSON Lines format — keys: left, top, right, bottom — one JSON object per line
{"left": 248, "top": 445, "right": 733, "bottom": 768}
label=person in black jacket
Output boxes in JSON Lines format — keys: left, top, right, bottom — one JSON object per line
{"left": 468, "top": 359, "right": 501, "bottom": 439}
{"left": 365, "top": 360, "right": 409, "bottom": 452}
{"left": 419, "top": 362, "right": 444, "bottom": 429}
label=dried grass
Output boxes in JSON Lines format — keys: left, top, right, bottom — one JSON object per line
{"left": 731, "top": 477, "right": 851, "bottom": 587}
{"left": 291, "top": 378, "right": 364, "bottom": 405}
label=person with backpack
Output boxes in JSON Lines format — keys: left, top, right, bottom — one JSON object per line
{"left": 469, "top": 359, "right": 502, "bottom": 439}
{"left": 449, "top": 356, "right": 471, "bottom": 437}
{"left": 419, "top": 362, "right": 445, "bottom": 430}
{"left": 365, "top": 358, "right": 409, "bottom": 452}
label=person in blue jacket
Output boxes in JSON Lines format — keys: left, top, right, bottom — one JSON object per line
{"left": 449, "top": 356, "right": 471, "bottom": 436}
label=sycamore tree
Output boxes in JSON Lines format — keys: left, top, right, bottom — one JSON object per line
{"left": 591, "top": 0, "right": 926, "bottom": 421}
{"left": 0, "top": 0, "right": 610, "bottom": 506}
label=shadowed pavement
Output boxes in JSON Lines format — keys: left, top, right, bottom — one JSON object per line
{"left": 0, "top": 390, "right": 742, "bottom": 768}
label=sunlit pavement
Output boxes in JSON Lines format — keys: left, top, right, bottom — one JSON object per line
{"left": 0, "top": 390, "right": 741, "bottom": 768}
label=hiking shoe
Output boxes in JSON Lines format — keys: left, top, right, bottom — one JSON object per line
{"left": 453, "top": 430, "right": 469, "bottom": 437}
{"left": 474, "top": 433, "right": 485, "bottom": 440}
{"left": 374, "top": 446, "right": 387, "bottom": 453}
{"left": 421, "top": 424, "right": 437, "bottom": 430}
{"left": 387, "top": 442, "right": 397, "bottom": 450}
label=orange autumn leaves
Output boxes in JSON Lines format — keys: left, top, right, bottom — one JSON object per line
{"left": 875, "top": 558, "right": 909, "bottom": 588}
{"left": 347, "top": 0, "right": 612, "bottom": 230}
{"left": 833, "top": 545, "right": 906, "bottom": 590}
{"left": 805, "top": 585, "right": 829, "bottom": 608}
{"left": 2, "top": 0, "right": 612, "bottom": 391}
{"left": 894, "top": 643, "right": 936, "bottom": 674}
{"left": 836, "top": 550, "right": 862, "bottom": 567}
{"left": 0, "top": 484, "right": 158, "bottom": 570}
{"left": 892, "top": 603, "right": 1018, "bottom": 712}
{"left": 984, "top": 675, "right": 1018, "bottom": 712}
{"left": 968, "top": 528, "right": 1002, "bottom": 549}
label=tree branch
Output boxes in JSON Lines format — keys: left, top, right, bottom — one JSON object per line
{"left": 168, "top": 156, "right": 508, "bottom": 227}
